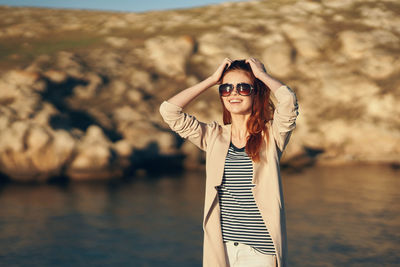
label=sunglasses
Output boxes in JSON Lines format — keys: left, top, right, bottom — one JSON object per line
{"left": 219, "top": 83, "right": 255, "bottom": 97}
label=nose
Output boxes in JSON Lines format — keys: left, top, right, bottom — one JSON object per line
{"left": 231, "top": 85, "right": 239, "bottom": 95}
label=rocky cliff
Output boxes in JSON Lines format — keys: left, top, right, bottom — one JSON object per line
{"left": 0, "top": 0, "right": 399, "bottom": 182}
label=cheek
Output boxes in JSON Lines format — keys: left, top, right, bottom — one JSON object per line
{"left": 245, "top": 97, "right": 253, "bottom": 106}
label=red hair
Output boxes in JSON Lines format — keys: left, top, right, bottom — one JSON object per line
{"left": 219, "top": 60, "right": 275, "bottom": 162}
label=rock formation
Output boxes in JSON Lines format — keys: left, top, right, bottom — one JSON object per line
{"left": 0, "top": 0, "right": 399, "bottom": 182}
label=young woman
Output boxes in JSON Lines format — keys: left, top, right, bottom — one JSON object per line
{"left": 159, "top": 58, "right": 299, "bottom": 267}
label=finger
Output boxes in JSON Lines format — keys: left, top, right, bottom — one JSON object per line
{"left": 223, "top": 62, "right": 230, "bottom": 71}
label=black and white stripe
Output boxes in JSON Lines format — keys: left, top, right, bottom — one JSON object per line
{"left": 217, "top": 142, "right": 276, "bottom": 255}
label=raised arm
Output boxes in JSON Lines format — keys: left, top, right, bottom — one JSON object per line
{"left": 166, "top": 58, "right": 232, "bottom": 108}
{"left": 246, "top": 58, "right": 299, "bottom": 152}
{"left": 245, "top": 57, "right": 284, "bottom": 94}
{"left": 159, "top": 58, "right": 233, "bottom": 151}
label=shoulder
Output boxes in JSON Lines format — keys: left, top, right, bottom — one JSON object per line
{"left": 205, "top": 121, "right": 229, "bottom": 141}
{"left": 208, "top": 120, "right": 223, "bottom": 135}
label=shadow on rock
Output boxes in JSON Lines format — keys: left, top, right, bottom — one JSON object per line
{"left": 281, "top": 146, "right": 325, "bottom": 173}
{"left": 0, "top": 172, "right": 12, "bottom": 188}
{"left": 40, "top": 76, "right": 122, "bottom": 142}
{"left": 124, "top": 141, "right": 186, "bottom": 179}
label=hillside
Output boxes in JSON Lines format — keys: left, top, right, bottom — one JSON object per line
{"left": 0, "top": 0, "right": 399, "bottom": 182}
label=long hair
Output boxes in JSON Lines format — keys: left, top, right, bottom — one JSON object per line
{"left": 219, "top": 60, "right": 275, "bottom": 162}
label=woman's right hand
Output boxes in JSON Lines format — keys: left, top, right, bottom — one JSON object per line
{"left": 210, "top": 58, "right": 232, "bottom": 85}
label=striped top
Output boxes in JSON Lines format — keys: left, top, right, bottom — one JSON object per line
{"left": 217, "top": 142, "right": 276, "bottom": 255}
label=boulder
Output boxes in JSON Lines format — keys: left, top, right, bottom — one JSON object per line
{"left": 261, "top": 42, "right": 293, "bottom": 77}
{"left": 0, "top": 122, "right": 75, "bottom": 182}
{"left": 66, "top": 125, "right": 122, "bottom": 180}
{"left": 144, "top": 35, "right": 196, "bottom": 78}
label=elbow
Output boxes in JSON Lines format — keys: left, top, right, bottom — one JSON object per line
{"left": 284, "top": 90, "right": 298, "bottom": 108}
{"left": 159, "top": 100, "right": 182, "bottom": 121}
{"left": 159, "top": 101, "right": 167, "bottom": 119}
{"left": 276, "top": 86, "right": 298, "bottom": 108}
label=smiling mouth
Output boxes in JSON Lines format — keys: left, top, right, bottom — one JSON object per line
{"left": 229, "top": 99, "right": 242, "bottom": 103}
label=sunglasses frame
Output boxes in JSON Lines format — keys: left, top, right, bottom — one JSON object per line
{"left": 219, "top": 83, "right": 255, "bottom": 97}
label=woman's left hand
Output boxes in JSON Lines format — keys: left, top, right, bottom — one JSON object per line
{"left": 245, "top": 57, "right": 268, "bottom": 79}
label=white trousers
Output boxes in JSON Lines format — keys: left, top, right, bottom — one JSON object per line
{"left": 223, "top": 241, "right": 277, "bottom": 267}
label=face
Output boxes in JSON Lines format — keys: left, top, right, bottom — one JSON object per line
{"left": 220, "top": 70, "right": 254, "bottom": 115}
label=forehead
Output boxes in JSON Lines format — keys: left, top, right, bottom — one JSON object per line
{"left": 222, "top": 70, "right": 252, "bottom": 84}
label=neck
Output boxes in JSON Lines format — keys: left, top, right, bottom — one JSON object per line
{"left": 231, "top": 113, "right": 251, "bottom": 140}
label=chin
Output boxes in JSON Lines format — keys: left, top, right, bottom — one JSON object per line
{"left": 228, "top": 108, "right": 252, "bottom": 115}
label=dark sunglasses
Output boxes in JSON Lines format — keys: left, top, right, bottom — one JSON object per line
{"left": 219, "top": 83, "right": 255, "bottom": 97}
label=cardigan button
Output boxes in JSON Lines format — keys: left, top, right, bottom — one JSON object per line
{"left": 234, "top": 242, "right": 239, "bottom": 246}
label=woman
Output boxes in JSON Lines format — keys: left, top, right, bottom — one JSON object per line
{"left": 159, "top": 58, "right": 299, "bottom": 267}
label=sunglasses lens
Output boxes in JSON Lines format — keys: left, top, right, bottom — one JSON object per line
{"left": 237, "top": 83, "right": 253, "bottom": 95}
{"left": 219, "top": 84, "right": 232, "bottom": 97}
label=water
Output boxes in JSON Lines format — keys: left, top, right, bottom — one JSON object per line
{"left": 0, "top": 165, "right": 399, "bottom": 266}
{"left": 284, "top": 165, "right": 400, "bottom": 267}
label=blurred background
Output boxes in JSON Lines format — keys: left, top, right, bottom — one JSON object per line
{"left": 0, "top": 0, "right": 399, "bottom": 266}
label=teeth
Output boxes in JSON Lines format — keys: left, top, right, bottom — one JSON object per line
{"left": 229, "top": 100, "right": 242, "bottom": 103}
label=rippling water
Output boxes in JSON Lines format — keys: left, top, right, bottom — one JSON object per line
{"left": 0, "top": 165, "right": 399, "bottom": 266}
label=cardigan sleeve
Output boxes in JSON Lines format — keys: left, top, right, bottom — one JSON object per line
{"left": 271, "top": 85, "right": 299, "bottom": 152}
{"left": 159, "top": 100, "right": 219, "bottom": 152}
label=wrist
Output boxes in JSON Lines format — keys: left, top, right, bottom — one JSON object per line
{"left": 207, "top": 75, "right": 218, "bottom": 86}
{"left": 257, "top": 71, "right": 272, "bottom": 81}
{"left": 257, "top": 72, "right": 283, "bottom": 93}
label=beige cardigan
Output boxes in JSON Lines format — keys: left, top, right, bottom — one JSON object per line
{"left": 159, "top": 85, "right": 299, "bottom": 267}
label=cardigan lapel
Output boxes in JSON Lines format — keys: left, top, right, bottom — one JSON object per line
{"left": 203, "top": 123, "right": 231, "bottom": 230}
{"left": 211, "top": 123, "right": 231, "bottom": 188}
